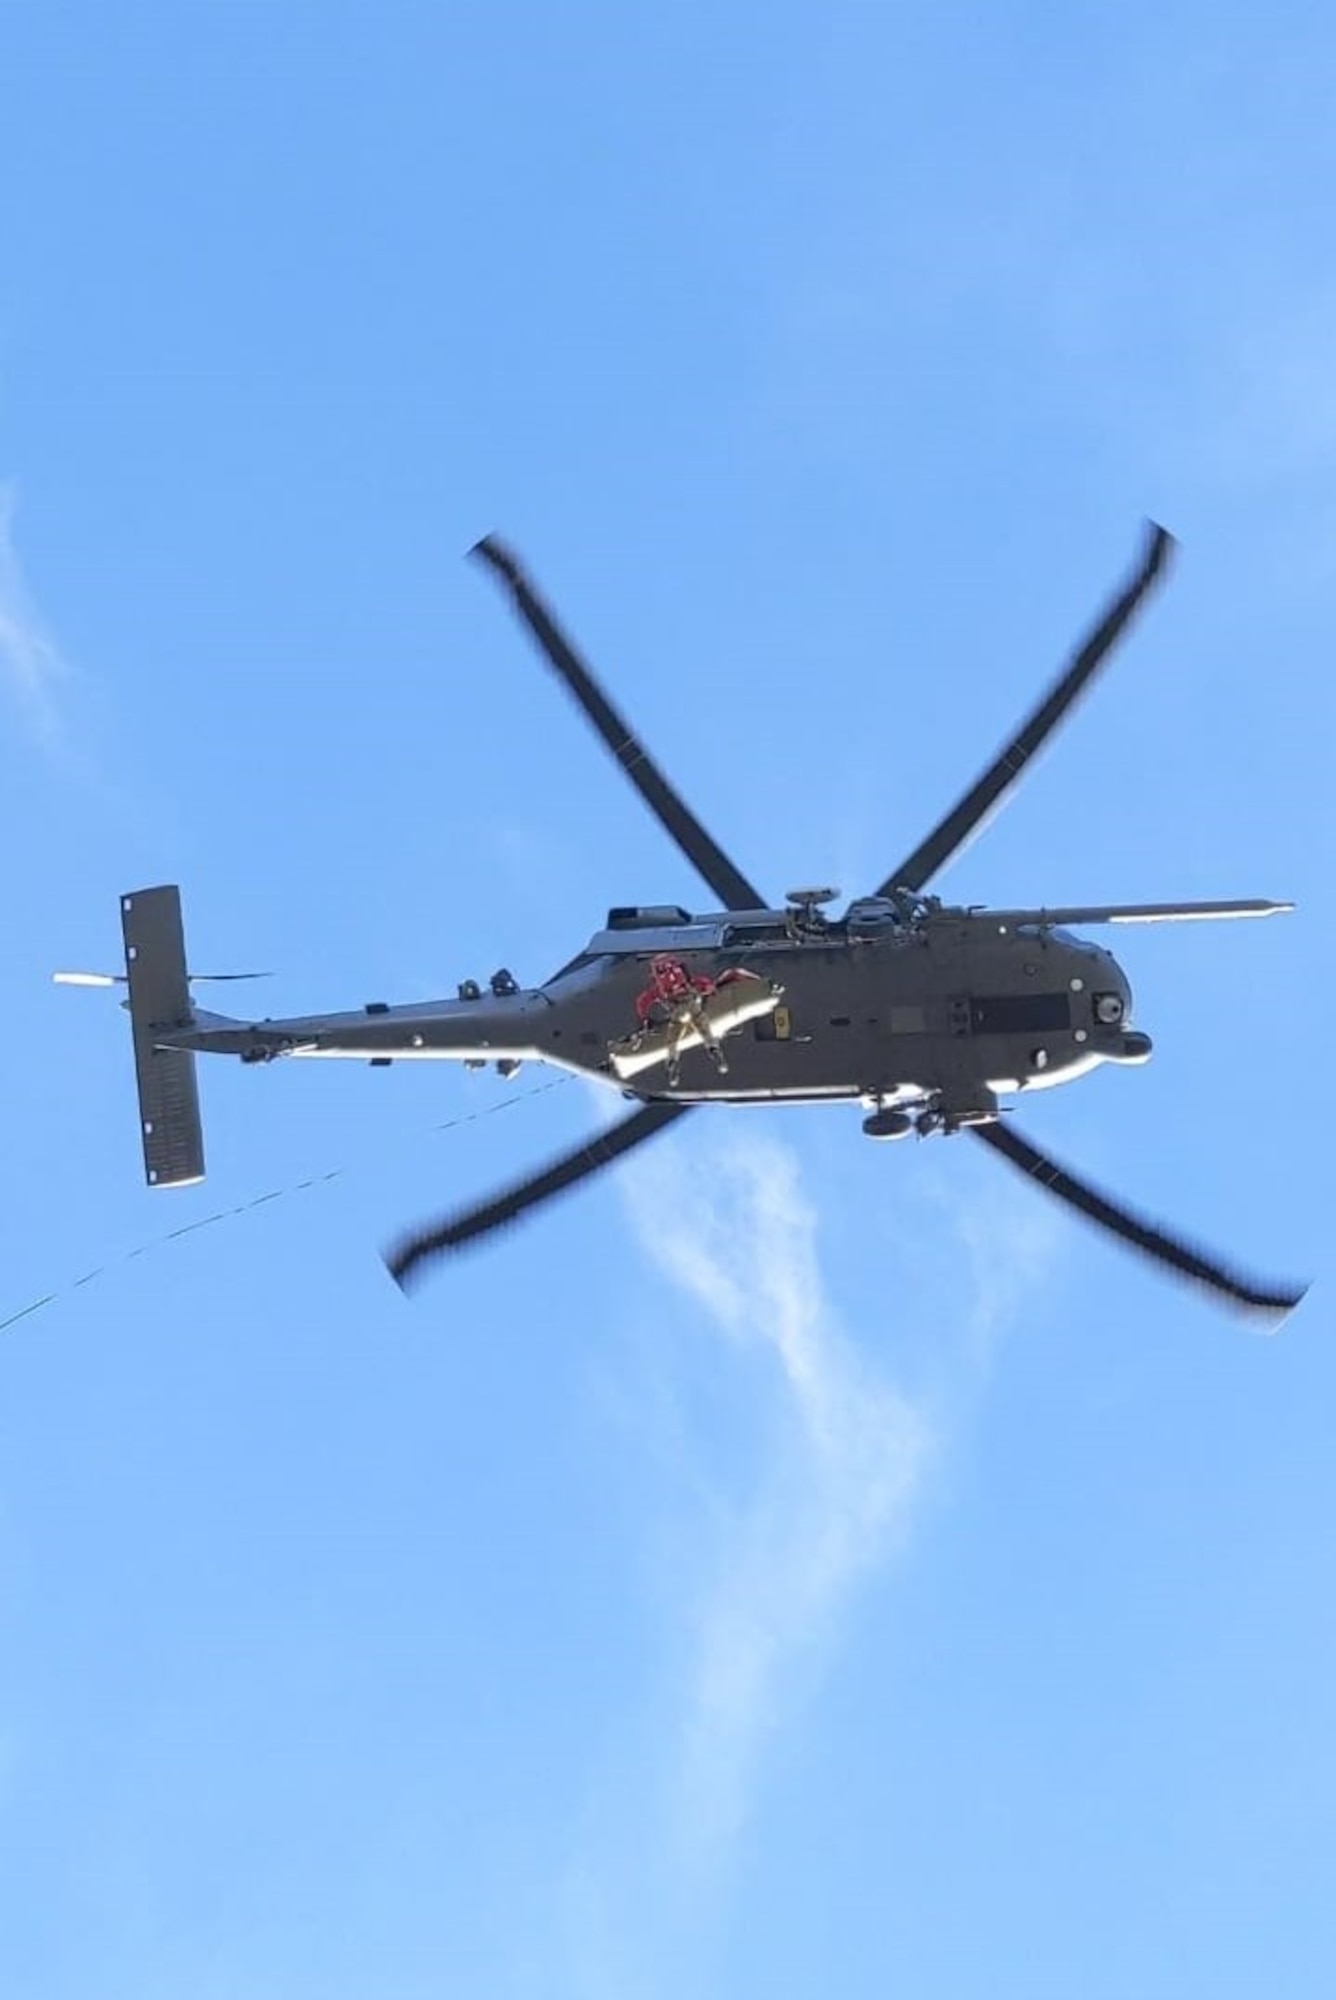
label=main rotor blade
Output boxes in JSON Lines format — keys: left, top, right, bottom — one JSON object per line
{"left": 471, "top": 536, "right": 766, "bottom": 912}
{"left": 971, "top": 1117, "right": 1306, "bottom": 1325}
{"left": 973, "top": 900, "right": 1294, "bottom": 928}
{"left": 385, "top": 1098, "right": 692, "bottom": 1290}
{"left": 875, "top": 521, "right": 1175, "bottom": 898}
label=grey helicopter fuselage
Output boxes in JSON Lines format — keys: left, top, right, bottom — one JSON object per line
{"left": 99, "top": 521, "right": 1303, "bottom": 1318}
{"left": 173, "top": 896, "right": 1147, "bottom": 1127}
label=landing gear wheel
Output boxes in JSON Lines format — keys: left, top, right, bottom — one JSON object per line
{"left": 862, "top": 1109, "right": 913, "bottom": 1141}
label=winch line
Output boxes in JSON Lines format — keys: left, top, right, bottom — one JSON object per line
{"left": 1, "top": 1075, "right": 573, "bottom": 1337}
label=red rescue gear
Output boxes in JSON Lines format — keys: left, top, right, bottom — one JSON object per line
{"left": 634, "top": 953, "right": 715, "bottom": 1026}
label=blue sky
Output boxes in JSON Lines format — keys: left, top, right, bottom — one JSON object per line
{"left": 2, "top": 4, "right": 1332, "bottom": 1995}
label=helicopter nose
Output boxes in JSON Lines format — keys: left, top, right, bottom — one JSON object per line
{"left": 1106, "top": 1029, "right": 1153, "bottom": 1065}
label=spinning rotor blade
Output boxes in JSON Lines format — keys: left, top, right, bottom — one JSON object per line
{"left": 471, "top": 536, "right": 766, "bottom": 912}
{"left": 972, "top": 901, "right": 1294, "bottom": 928}
{"left": 971, "top": 1118, "right": 1306, "bottom": 1325}
{"left": 53, "top": 969, "right": 270, "bottom": 987}
{"left": 876, "top": 521, "right": 1175, "bottom": 898}
{"left": 385, "top": 1098, "right": 692, "bottom": 1289}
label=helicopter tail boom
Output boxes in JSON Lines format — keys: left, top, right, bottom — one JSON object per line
{"left": 120, "top": 885, "right": 206, "bottom": 1187}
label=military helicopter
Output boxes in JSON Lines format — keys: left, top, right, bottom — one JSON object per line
{"left": 84, "top": 524, "right": 1305, "bottom": 1321}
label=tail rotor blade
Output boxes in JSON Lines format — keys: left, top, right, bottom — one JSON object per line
{"left": 971, "top": 1117, "right": 1306, "bottom": 1325}
{"left": 386, "top": 1099, "right": 692, "bottom": 1291}
{"left": 53, "top": 969, "right": 268, "bottom": 988}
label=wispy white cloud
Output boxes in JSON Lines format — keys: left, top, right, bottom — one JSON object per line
{"left": 558, "top": 1118, "right": 1062, "bottom": 2000}
{"left": 0, "top": 484, "right": 68, "bottom": 744}
{"left": 921, "top": 1149, "right": 1067, "bottom": 1366}
{"left": 621, "top": 1129, "right": 933, "bottom": 1867}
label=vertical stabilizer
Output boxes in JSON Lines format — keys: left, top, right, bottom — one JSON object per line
{"left": 121, "top": 885, "right": 205, "bottom": 1187}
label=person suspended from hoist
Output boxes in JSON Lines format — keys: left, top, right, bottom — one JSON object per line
{"left": 633, "top": 952, "right": 732, "bottom": 1085}
{"left": 604, "top": 954, "right": 780, "bottom": 1085}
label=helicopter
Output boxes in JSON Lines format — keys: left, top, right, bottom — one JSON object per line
{"left": 80, "top": 523, "right": 1305, "bottom": 1322}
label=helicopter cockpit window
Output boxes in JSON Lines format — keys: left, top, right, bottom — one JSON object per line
{"left": 605, "top": 905, "right": 693, "bottom": 930}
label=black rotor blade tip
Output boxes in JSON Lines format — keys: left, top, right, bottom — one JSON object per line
{"left": 383, "top": 1215, "right": 473, "bottom": 1290}
{"left": 972, "top": 1118, "right": 1306, "bottom": 1327}
{"left": 1142, "top": 520, "right": 1176, "bottom": 577}
{"left": 385, "top": 1240, "right": 422, "bottom": 1292}
{"left": 469, "top": 534, "right": 522, "bottom": 585}
{"left": 382, "top": 1101, "right": 693, "bottom": 1297}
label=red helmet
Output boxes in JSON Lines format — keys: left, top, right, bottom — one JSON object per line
{"left": 650, "top": 953, "right": 687, "bottom": 995}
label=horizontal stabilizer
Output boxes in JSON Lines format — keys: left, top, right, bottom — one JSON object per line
{"left": 121, "top": 886, "right": 205, "bottom": 1187}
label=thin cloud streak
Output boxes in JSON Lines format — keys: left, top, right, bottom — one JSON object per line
{"left": 0, "top": 484, "right": 68, "bottom": 744}
{"left": 623, "top": 1129, "right": 936, "bottom": 1866}
{"left": 559, "top": 1125, "right": 1061, "bottom": 1999}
